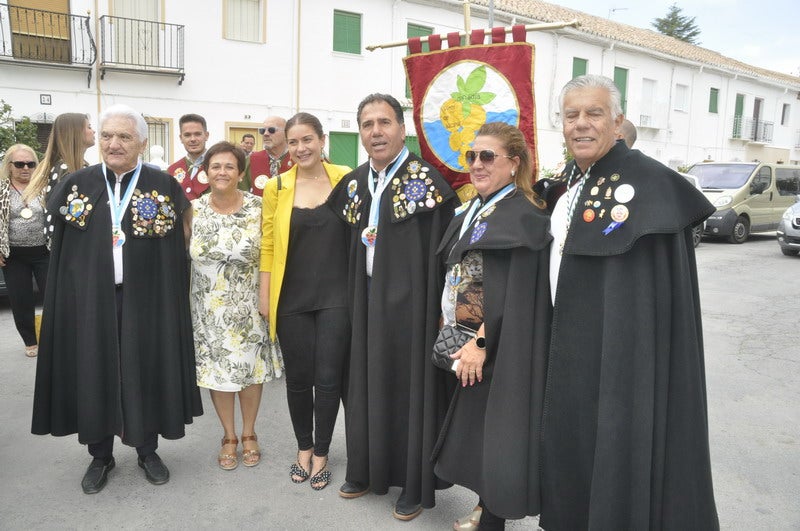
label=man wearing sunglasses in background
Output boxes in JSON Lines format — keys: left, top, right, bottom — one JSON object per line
{"left": 168, "top": 113, "right": 210, "bottom": 201}
{"left": 241, "top": 116, "right": 292, "bottom": 197}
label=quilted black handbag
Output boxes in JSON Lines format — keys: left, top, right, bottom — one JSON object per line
{"left": 431, "top": 325, "right": 475, "bottom": 373}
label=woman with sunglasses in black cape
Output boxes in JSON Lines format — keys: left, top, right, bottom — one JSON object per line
{"left": 432, "top": 122, "right": 552, "bottom": 530}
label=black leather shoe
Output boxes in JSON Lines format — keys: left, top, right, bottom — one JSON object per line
{"left": 138, "top": 453, "right": 169, "bottom": 485}
{"left": 81, "top": 457, "right": 115, "bottom": 494}
{"left": 392, "top": 489, "right": 423, "bottom": 521}
{"left": 338, "top": 480, "right": 369, "bottom": 499}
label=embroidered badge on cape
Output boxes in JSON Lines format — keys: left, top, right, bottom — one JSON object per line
{"left": 58, "top": 184, "right": 93, "bottom": 227}
{"left": 470, "top": 221, "right": 487, "bottom": 243}
{"left": 130, "top": 189, "right": 177, "bottom": 237}
{"left": 390, "top": 161, "right": 444, "bottom": 220}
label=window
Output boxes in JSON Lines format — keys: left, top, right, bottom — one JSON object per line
{"left": 781, "top": 104, "right": 791, "bottom": 126}
{"left": 333, "top": 10, "right": 361, "bottom": 54}
{"left": 8, "top": 0, "right": 71, "bottom": 63}
{"left": 640, "top": 78, "right": 656, "bottom": 126}
{"left": 405, "top": 135, "right": 421, "bottom": 157}
{"left": 613, "top": 67, "right": 628, "bottom": 115}
{"left": 406, "top": 23, "right": 433, "bottom": 97}
{"left": 572, "top": 57, "right": 587, "bottom": 79}
{"left": 709, "top": 87, "right": 719, "bottom": 114}
{"left": 775, "top": 168, "right": 800, "bottom": 196}
{"left": 224, "top": 0, "right": 264, "bottom": 43}
{"left": 329, "top": 132, "right": 359, "bottom": 169}
{"left": 674, "top": 84, "right": 688, "bottom": 112}
{"left": 145, "top": 117, "right": 171, "bottom": 164}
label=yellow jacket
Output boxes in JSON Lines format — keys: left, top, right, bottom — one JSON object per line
{"left": 260, "top": 161, "right": 352, "bottom": 338}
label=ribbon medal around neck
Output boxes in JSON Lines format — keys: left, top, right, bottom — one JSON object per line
{"left": 103, "top": 161, "right": 142, "bottom": 249}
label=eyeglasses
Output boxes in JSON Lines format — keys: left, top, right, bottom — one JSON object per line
{"left": 12, "top": 161, "right": 37, "bottom": 169}
{"left": 258, "top": 126, "right": 282, "bottom": 135}
{"left": 464, "top": 150, "right": 513, "bottom": 165}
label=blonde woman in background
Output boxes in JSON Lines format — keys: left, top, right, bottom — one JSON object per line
{"left": 1, "top": 144, "right": 46, "bottom": 357}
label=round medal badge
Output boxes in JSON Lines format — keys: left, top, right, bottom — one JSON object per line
{"left": 361, "top": 225, "right": 378, "bottom": 247}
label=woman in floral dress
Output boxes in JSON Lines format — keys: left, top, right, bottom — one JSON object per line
{"left": 189, "top": 141, "right": 283, "bottom": 470}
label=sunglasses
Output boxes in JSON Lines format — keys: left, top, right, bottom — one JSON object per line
{"left": 258, "top": 126, "right": 282, "bottom": 135}
{"left": 464, "top": 150, "right": 513, "bottom": 165}
{"left": 12, "top": 161, "right": 37, "bottom": 169}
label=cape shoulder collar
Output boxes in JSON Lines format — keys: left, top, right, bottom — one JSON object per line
{"left": 440, "top": 192, "right": 551, "bottom": 263}
{"left": 561, "top": 143, "right": 715, "bottom": 256}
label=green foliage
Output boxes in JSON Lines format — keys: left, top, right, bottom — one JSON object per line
{"left": 651, "top": 3, "right": 701, "bottom": 45}
{"left": 0, "top": 100, "right": 41, "bottom": 158}
{"left": 451, "top": 66, "right": 496, "bottom": 117}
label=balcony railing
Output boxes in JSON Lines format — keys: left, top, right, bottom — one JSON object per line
{"left": 99, "top": 15, "right": 184, "bottom": 83}
{"left": 731, "top": 115, "right": 774, "bottom": 143}
{"left": 0, "top": 3, "right": 95, "bottom": 66}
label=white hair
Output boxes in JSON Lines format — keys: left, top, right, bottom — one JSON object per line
{"left": 99, "top": 104, "right": 148, "bottom": 142}
{"left": 559, "top": 74, "right": 624, "bottom": 119}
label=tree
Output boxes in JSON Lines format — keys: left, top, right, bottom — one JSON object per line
{"left": 0, "top": 100, "right": 41, "bottom": 158}
{"left": 652, "top": 3, "right": 701, "bottom": 45}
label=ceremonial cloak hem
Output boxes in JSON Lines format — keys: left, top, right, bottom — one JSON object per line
{"left": 538, "top": 144, "right": 719, "bottom": 530}
{"left": 432, "top": 192, "right": 553, "bottom": 520}
{"left": 328, "top": 154, "right": 458, "bottom": 509}
{"left": 31, "top": 164, "right": 203, "bottom": 447}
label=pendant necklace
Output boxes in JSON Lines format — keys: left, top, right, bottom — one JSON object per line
{"left": 10, "top": 181, "right": 34, "bottom": 219}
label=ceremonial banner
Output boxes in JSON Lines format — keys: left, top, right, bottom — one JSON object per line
{"left": 404, "top": 28, "right": 538, "bottom": 192}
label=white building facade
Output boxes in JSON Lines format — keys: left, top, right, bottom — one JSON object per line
{"left": 2, "top": 0, "right": 799, "bottom": 172}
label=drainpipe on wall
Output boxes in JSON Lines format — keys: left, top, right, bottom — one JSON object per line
{"left": 94, "top": 0, "right": 101, "bottom": 160}
{"left": 293, "top": 0, "right": 301, "bottom": 113}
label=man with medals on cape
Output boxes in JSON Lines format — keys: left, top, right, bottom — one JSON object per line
{"left": 32, "top": 104, "right": 202, "bottom": 495}
{"left": 535, "top": 75, "right": 719, "bottom": 530}
{"left": 328, "top": 93, "right": 458, "bottom": 521}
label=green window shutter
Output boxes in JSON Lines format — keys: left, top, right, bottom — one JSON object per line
{"left": 329, "top": 132, "right": 359, "bottom": 169}
{"left": 406, "top": 24, "right": 433, "bottom": 97}
{"left": 405, "top": 135, "right": 421, "bottom": 157}
{"left": 333, "top": 10, "right": 361, "bottom": 54}
{"left": 572, "top": 57, "right": 587, "bottom": 78}
{"left": 613, "top": 67, "right": 628, "bottom": 115}
{"left": 709, "top": 88, "right": 719, "bottom": 113}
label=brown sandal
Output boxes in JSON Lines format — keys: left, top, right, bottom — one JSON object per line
{"left": 218, "top": 436, "right": 239, "bottom": 470}
{"left": 241, "top": 434, "right": 261, "bottom": 467}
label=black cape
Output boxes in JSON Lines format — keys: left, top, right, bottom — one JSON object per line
{"left": 328, "top": 153, "right": 458, "bottom": 508}
{"left": 536, "top": 143, "right": 719, "bottom": 530}
{"left": 432, "top": 191, "right": 552, "bottom": 519}
{"left": 32, "top": 164, "right": 202, "bottom": 447}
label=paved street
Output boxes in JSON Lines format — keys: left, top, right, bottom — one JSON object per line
{"left": 1, "top": 234, "right": 798, "bottom": 530}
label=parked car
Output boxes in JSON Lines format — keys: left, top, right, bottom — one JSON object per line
{"left": 688, "top": 162, "right": 800, "bottom": 243}
{"left": 776, "top": 201, "right": 800, "bottom": 256}
{"left": 679, "top": 172, "right": 704, "bottom": 247}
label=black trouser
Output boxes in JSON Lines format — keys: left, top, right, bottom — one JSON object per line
{"left": 478, "top": 498, "right": 506, "bottom": 530}
{"left": 86, "top": 285, "right": 158, "bottom": 460}
{"left": 88, "top": 434, "right": 158, "bottom": 461}
{"left": 277, "top": 307, "right": 349, "bottom": 457}
{"left": 2, "top": 245, "right": 48, "bottom": 346}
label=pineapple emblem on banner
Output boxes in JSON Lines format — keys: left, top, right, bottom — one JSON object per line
{"left": 422, "top": 61, "right": 520, "bottom": 172}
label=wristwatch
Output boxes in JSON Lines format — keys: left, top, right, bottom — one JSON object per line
{"left": 475, "top": 336, "right": 486, "bottom": 349}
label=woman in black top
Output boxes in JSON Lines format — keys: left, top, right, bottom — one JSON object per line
{"left": 258, "top": 112, "right": 352, "bottom": 491}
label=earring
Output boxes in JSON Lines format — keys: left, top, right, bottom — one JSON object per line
{"left": 511, "top": 170, "right": 516, "bottom": 177}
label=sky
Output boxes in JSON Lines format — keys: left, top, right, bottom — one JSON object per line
{"left": 550, "top": 0, "right": 800, "bottom": 76}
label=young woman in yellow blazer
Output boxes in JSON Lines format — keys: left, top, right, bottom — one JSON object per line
{"left": 258, "top": 112, "right": 351, "bottom": 491}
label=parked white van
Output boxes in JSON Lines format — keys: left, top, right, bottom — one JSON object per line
{"left": 687, "top": 162, "right": 800, "bottom": 243}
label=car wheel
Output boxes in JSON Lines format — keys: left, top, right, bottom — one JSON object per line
{"left": 781, "top": 248, "right": 799, "bottom": 256}
{"left": 728, "top": 216, "right": 750, "bottom": 244}
{"left": 692, "top": 225, "right": 702, "bottom": 247}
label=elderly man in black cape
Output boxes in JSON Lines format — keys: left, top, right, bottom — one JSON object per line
{"left": 535, "top": 74, "right": 719, "bottom": 529}
{"left": 32, "top": 104, "right": 202, "bottom": 494}
{"left": 328, "top": 93, "right": 457, "bottom": 521}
